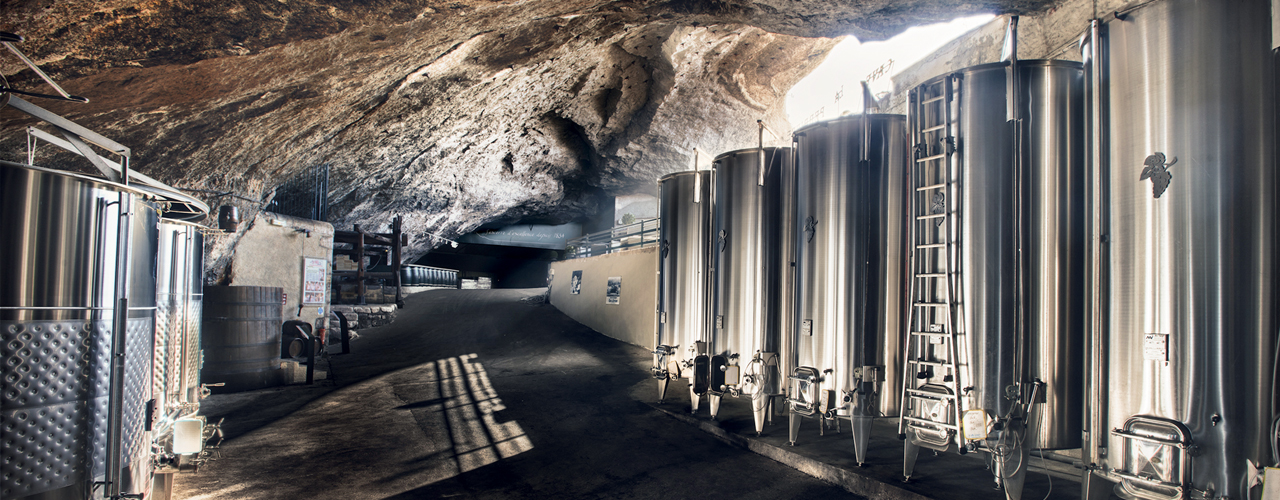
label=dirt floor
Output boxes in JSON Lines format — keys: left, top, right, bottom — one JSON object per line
{"left": 174, "top": 288, "right": 863, "bottom": 499}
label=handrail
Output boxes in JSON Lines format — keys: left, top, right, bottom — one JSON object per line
{"left": 564, "top": 218, "right": 659, "bottom": 259}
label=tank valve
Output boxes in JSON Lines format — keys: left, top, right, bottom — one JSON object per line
{"left": 199, "top": 382, "right": 225, "bottom": 399}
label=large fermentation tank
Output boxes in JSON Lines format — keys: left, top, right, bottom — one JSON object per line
{"left": 707, "top": 147, "right": 794, "bottom": 432}
{"left": 0, "top": 160, "right": 159, "bottom": 500}
{"left": 155, "top": 220, "right": 205, "bottom": 421}
{"left": 654, "top": 170, "right": 712, "bottom": 410}
{"left": 899, "top": 59, "right": 1084, "bottom": 500}
{"left": 1081, "top": 1, "right": 1276, "bottom": 499}
{"left": 790, "top": 114, "right": 906, "bottom": 465}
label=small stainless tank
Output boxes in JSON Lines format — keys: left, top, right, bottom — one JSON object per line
{"left": 0, "top": 160, "right": 159, "bottom": 500}
{"left": 155, "top": 219, "right": 205, "bottom": 419}
{"left": 707, "top": 147, "right": 794, "bottom": 432}
{"left": 1081, "top": 1, "right": 1276, "bottom": 498}
{"left": 654, "top": 170, "right": 712, "bottom": 410}
{"left": 790, "top": 114, "right": 907, "bottom": 465}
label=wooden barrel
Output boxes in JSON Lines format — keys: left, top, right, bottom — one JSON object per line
{"left": 201, "top": 286, "right": 284, "bottom": 392}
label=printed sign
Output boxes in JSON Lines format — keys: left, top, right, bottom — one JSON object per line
{"left": 606, "top": 276, "right": 621, "bottom": 305}
{"left": 570, "top": 270, "right": 583, "bottom": 295}
{"left": 1143, "top": 333, "right": 1169, "bottom": 362}
{"left": 302, "top": 257, "right": 327, "bottom": 304}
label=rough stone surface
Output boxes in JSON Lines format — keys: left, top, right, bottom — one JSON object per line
{"left": 1, "top": 0, "right": 1055, "bottom": 265}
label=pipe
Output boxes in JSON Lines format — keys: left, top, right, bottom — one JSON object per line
{"left": 104, "top": 192, "right": 135, "bottom": 498}
{"left": 693, "top": 148, "right": 702, "bottom": 204}
{"left": 1083, "top": 18, "right": 1109, "bottom": 470}
{"left": 758, "top": 121, "right": 766, "bottom": 186}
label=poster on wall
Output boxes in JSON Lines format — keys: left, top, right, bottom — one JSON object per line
{"left": 571, "top": 270, "right": 583, "bottom": 294}
{"left": 302, "top": 257, "right": 327, "bottom": 304}
{"left": 606, "top": 276, "right": 621, "bottom": 305}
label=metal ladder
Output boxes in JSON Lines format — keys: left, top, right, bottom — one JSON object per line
{"left": 897, "top": 74, "right": 966, "bottom": 451}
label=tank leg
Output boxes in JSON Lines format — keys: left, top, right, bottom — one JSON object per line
{"left": 709, "top": 394, "right": 722, "bottom": 420}
{"left": 903, "top": 433, "right": 920, "bottom": 481}
{"left": 1082, "top": 470, "right": 1115, "bottom": 500}
{"left": 995, "top": 422, "right": 1028, "bottom": 500}
{"left": 851, "top": 414, "right": 873, "bottom": 466}
{"left": 788, "top": 409, "right": 802, "bottom": 446}
{"left": 689, "top": 384, "right": 700, "bottom": 414}
{"left": 152, "top": 473, "right": 174, "bottom": 500}
{"left": 751, "top": 391, "right": 767, "bottom": 435}
{"left": 657, "top": 377, "right": 669, "bottom": 403}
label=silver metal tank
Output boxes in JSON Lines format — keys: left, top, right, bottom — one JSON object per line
{"left": 0, "top": 160, "right": 159, "bottom": 500}
{"left": 1081, "top": 1, "right": 1276, "bottom": 499}
{"left": 899, "top": 59, "right": 1085, "bottom": 500}
{"left": 789, "top": 114, "right": 906, "bottom": 465}
{"left": 707, "top": 147, "right": 794, "bottom": 432}
{"left": 654, "top": 170, "right": 712, "bottom": 411}
{"left": 155, "top": 219, "right": 205, "bottom": 421}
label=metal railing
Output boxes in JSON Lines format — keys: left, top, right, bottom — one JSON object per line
{"left": 265, "top": 163, "right": 330, "bottom": 221}
{"left": 565, "top": 218, "right": 659, "bottom": 259}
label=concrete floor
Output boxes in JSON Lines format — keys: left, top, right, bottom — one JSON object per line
{"left": 175, "top": 289, "right": 862, "bottom": 499}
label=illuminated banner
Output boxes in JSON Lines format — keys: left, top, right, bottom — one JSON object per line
{"left": 458, "top": 223, "right": 583, "bottom": 250}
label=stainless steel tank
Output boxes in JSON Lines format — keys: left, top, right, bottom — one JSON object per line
{"left": 654, "top": 170, "right": 712, "bottom": 411}
{"left": 155, "top": 219, "right": 205, "bottom": 421}
{"left": 707, "top": 147, "right": 794, "bottom": 432}
{"left": 790, "top": 114, "right": 906, "bottom": 465}
{"left": 899, "top": 59, "right": 1085, "bottom": 499}
{"left": 0, "top": 160, "right": 159, "bottom": 500}
{"left": 1081, "top": 1, "right": 1276, "bottom": 499}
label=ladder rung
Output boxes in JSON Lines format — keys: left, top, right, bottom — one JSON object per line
{"left": 916, "top": 243, "right": 945, "bottom": 249}
{"left": 913, "top": 302, "right": 948, "bottom": 308}
{"left": 915, "top": 273, "right": 947, "bottom": 278}
{"left": 915, "top": 183, "right": 946, "bottom": 191}
{"left": 910, "top": 331, "right": 948, "bottom": 338}
{"left": 916, "top": 153, "right": 947, "bottom": 163}
{"left": 903, "top": 416, "right": 960, "bottom": 431}
{"left": 906, "top": 388, "right": 956, "bottom": 399}
{"left": 922, "top": 124, "right": 947, "bottom": 133}
{"left": 915, "top": 213, "right": 946, "bottom": 221}
{"left": 922, "top": 95, "right": 945, "bottom": 104}
{"left": 909, "top": 359, "right": 950, "bottom": 367}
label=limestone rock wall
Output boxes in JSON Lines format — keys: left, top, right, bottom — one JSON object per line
{"left": 1, "top": 0, "right": 1054, "bottom": 266}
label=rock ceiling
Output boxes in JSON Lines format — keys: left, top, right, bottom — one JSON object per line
{"left": 1, "top": 0, "right": 1051, "bottom": 261}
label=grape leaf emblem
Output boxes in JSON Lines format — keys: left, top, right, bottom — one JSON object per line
{"left": 930, "top": 192, "right": 946, "bottom": 227}
{"left": 804, "top": 216, "right": 818, "bottom": 243}
{"left": 1139, "top": 152, "right": 1177, "bottom": 198}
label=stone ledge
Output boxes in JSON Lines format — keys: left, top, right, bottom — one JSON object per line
{"left": 330, "top": 303, "right": 398, "bottom": 329}
{"left": 634, "top": 378, "right": 1080, "bottom": 500}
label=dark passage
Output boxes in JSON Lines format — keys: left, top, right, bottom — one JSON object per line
{"left": 176, "top": 289, "right": 861, "bottom": 499}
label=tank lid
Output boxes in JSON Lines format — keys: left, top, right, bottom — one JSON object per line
{"left": 2, "top": 159, "right": 156, "bottom": 197}
{"left": 918, "top": 59, "right": 1084, "bottom": 87}
{"left": 135, "top": 183, "right": 210, "bottom": 223}
{"left": 658, "top": 170, "right": 710, "bottom": 182}
{"left": 793, "top": 113, "right": 905, "bottom": 136}
{"left": 2, "top": 159, "right": 211, "bottom": 222}
{"left": 713, "top": 146, "right": 792, "bottom": 163}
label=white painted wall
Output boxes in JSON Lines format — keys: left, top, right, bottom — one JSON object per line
{"left": 548, "top": 247, "right": 657, "bottom": 349}
{"left": 229, "top": 212, "right": 335, "bottom": 327}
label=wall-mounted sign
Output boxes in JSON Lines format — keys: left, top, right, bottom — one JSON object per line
{"left": 606, "top": 276, "right": 621, "bottom": 305}
{"left": 302, "top": 257, "right": 327, "bottom": 304}
{"left": 571, "top": 270, "right": 583, "bottom": 295}
{"left": 458, "top": 223, "right": 583, "bottom": 250}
